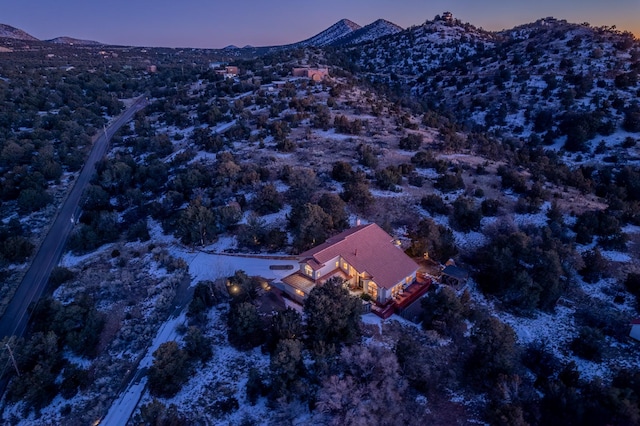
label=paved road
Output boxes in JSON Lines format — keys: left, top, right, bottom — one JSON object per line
{"left": 0, "top": 96, "right": 147, "bottom": 341}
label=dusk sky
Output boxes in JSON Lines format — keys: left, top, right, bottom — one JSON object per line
{"left": 4, "top": 0, "right": 639, "bottom": 48}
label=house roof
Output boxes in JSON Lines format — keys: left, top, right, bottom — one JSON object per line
{"left": 298, "top": 223, "right": 419, "bottom": 290}
{"left": 442, "top": 265, "right": 469, "bottom": 281}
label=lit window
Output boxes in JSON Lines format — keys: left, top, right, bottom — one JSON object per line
{"left": 295, "top": 289, "right": 304, "bottom": 296}
{"left": 304, "top": 265, "right": 313, "bottom": 277}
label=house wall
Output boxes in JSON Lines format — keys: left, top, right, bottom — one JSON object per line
{"left": 272, "top": 281, "right": 307, "bottom": 304}
{"left": 377, "top": 271, "right": 418, "bottom": 304}
{"left": 300, "top": 256, "right": 341, "bottom": 281}
{"left": 631, "top": 325, "right": 640, "bottom": 341}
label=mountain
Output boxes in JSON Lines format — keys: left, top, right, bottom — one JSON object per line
{"left": 46, "top": 36, "right": 102, "bottom": 46}
{"left": 293, "top": 18, "right": 361, "bottom": 47}
{"left": 0, "top": 23, "right": 38, "bottom": 41}
{"left": 331, "top": 19, "right": 403, "bottom": 46}
{"left": 345, "top": 14, "right": 640, "bottom": 152}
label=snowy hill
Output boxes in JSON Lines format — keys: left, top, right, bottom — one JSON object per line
{"left": 293, "top": 18, "right": 362, "bottom": 47}
{"left": 47, "top": 36, "right": 102, "bottom": 46}
{"left": 332, "top": 19, "right": 403, "bottom": 46}
{"left": 346, "top": 15, "right": 640, "bottom": 154}
{"left": 0, "top": 23, "right": 38, "bottom": 41}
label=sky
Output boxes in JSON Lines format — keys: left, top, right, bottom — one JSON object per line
{"left": 3, "top": 0, "right": 639, "bottom": 48}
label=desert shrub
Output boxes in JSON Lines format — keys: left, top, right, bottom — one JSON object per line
{"left": 497, "top": 166, "right": 527, "bottom": 193}
{"left": 474, "top": 227, "right": 566, "bottom": 313}
{"left": 357, "top": 144, "right": 378, "bottom": 168}
{"left": 331, "top": 161, "right": 353, "bottom": 182}
{"left": 579, "top": 248, "right": 608, "bottom": 283}
{"left": 399, "top": 133, "right": 423, "bottom": 150}
{"left": 450, "top": 197, "right": 482, "bottom": 232}
{"left": 253, "top": 183, "right": 283, "bottom": 215}
{"left": 420, "top": 286, "right": 470, "bottom": 339}
{"left": 481, "top": 198, "right": 501, "bottom": 216}
{"left": 48, "top": 266, "right": 75, "bottom": 288}
{"left": 375, "top": 166, "right": 402, "bottom": 190}
{"left": 148, "top": 341, "right": 191, "bottom": 398}
{"left": 421, "top": 194, "right": 450, "bottom": 215}
{"left": 625, "top": 273, "right": 640, "bottom": 298}
{"left": 570, "top": 327, "right": 605, "bottom": 361}
{"left": 467, "top": 316, "right": 520, "bottom": 388}
{"left": 246, "top": 367, "right": 267, "bottom": 404}
{"left": 435, "top": 172, "right": 465, "bottom": 193}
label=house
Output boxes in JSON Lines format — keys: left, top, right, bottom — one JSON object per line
{"left": 631, "top": 319, "right": 640, "bottom": 341}
{"left": 215, "top": 65, "right": 239, "bottom": 79}
{"left": 292, "top": 67, "right": 329, "bottom": 82}
{"left": 279, "top": 223, "right": 420, "bottom": 305}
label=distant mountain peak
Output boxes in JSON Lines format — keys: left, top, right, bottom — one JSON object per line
{"left": 293, "top": 19, "right": 362, "bottom": 47}
{"left": 0, "top": 23, "right": 38, "bottom": 41}
{"left": 331, "top": 18, "right": 404, "bottom": 46}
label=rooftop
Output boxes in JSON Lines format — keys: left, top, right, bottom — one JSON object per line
{"left": 298, "top": 223, "right": 419, "bottom": 290}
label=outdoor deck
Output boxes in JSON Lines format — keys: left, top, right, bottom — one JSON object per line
{"left": 370, "top": 275, "right": 433, "bottom": 319}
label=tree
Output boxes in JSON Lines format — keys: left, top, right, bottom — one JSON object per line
{"left": 177, "top": 198, "right": 217, "bottom": 246}
{"left": 317, "top": 192, "right": 349, "bottom": 232}
{"left": 17, "top": 188, "right": 53, "bottom": 213}
{"left": 139, "top": 399, "right": 187, "bottom": 426}
{"left": 269, "top": 338, "right": 306, "bottom": 400}
{"left": 290, "top": 203, "right": 334, "bottom": 252}
{"left": 406, "top": 217, "right": 457, "bottom": 262}
{"left": 421, "top": 286, "right": 469, "bottom": 338}
{"left": 265, "top": 308, "right": 304, "bottom": 353}
{"left": 450, "top": 196, "right": 482, "bottom": 232}
{"left": 183, "top": 326, "right": 213, "bottom": 362}
{"left": 253, "top": 183, "right": 283, "bottom": 215}
{"left": 304, "top": 277, "right": 362, "bottom": 347}
{"left": 467, "top": 316, "right": 519, "bottom": 388}
{"left": 227, "top": 302, "right": 263, "bottom": 350}
{"left": 331, "top": 161, "right": 353, "bottom": 182}
{"left": 147, "top": 341, "right": 191, "bottom": 397}
{"left": 341, "top": 176, "right": 374, "bottom": 213}
{"left": 580, "top": 248, "right": 607, "bottom": 283}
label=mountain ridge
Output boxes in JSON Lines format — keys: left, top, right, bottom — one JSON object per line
{"left": 0, "top": 23, "right": 39, "bottom": 41}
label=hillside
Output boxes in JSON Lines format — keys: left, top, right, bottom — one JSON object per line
{"left": 0, "top": 23, "right": 38, "bottom": 41}
{"left": 346, "top": 15, "right": 640, "bottom": 158}
{"left": 46, "top": 36, "right": 102, "bottom": 46}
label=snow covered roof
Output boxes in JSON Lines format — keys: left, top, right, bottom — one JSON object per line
{"left": 298, "top": 223, "right": 419, "bottom": 290}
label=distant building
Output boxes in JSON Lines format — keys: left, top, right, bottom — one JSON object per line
{"left": 215, "top": 65, "right": 239, "bottom": 79}
{"left": 292, "top": 67, "right": 329, "bottom": 82}
{"left": 442, "top": 11, "right": 453, "bottom": 22}
{"left": 147, "top": 65, "right": 157, "bottom": 73}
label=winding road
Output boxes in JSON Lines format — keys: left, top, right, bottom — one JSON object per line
{"left": 0, "top": 96, "right": 148, "bottom": 341}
